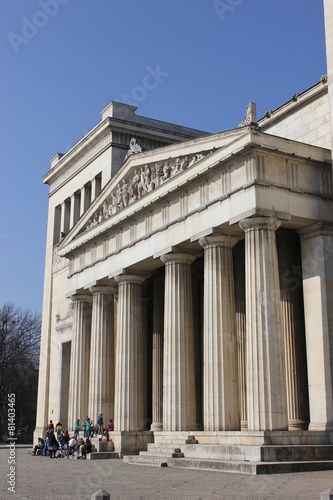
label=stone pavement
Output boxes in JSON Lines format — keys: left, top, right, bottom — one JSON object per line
{"left": 1, "top": 448, "right": 333, "bottom": 500}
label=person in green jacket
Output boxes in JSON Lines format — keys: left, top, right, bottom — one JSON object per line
{"left": 55, "top": 421, "right": 62, "bottom": 438}
{"left": 74, "top": 418, "right": 81, "bottom": 438}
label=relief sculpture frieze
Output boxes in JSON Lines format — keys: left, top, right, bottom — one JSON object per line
{"left": 84, "top": 150, "right": 209, "bottom": 232}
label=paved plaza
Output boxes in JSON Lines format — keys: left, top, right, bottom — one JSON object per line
{"left": 1, "top": 448, "right": 333, "bottom": 500}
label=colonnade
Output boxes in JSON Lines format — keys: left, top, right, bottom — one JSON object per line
{"left": 66, "top": 217, "right": 333, "bottom": 434}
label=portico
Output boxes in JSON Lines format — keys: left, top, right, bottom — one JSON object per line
{"left": 34, "top": 31, "right": 333, "bottom": 468}
{"left": 45, "top": 121, "right": 332, "bottom": 457}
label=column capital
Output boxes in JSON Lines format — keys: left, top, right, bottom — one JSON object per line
{"left": 89, "top": 285, "right": 117, "bottom": 295}
{"left": 114, "top": 274, "right": 146, "bottom": 286}
{"left": 239, "top": 217, "right": 281, "bottom": 233}
{"left": 70, "top": 293, "right": 92, "bottom": 303}
{"left": 199, "top": 234, "right": 238, "bottom": 250}
{"left": 160, "top": 252, "right": 196, "bottom": 266}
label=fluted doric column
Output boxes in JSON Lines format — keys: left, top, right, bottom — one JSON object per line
{"left": 233, "top": 241, "right": 248, "bottom": 430}
{"left": 114, "top": 274, "right": 146, "bottom": 431}
{"left": 151, "top": 278, "right": 164, "bottom": 431}
{"left": 276, "top": 230, "right": 309, "bottom": 430}
{"left": 239, "top": 217, "right": 288, "bottom": 431}
{"left": 161, "top": 253, "right": 196, "bottom": 431}
{"left": 68, "top": 294, "right": 92, "bottom": 430}
{"left": 88, "top": 285, "right": 116, "bottom": 427}
{"left": 199, "top": 235, "right": 240, "bottom": 431}
{"left": 192, "top": 266, "right": 203, "bottom": 430}
{"left": 142, "top": 297, "right": 149, "bottom": 429}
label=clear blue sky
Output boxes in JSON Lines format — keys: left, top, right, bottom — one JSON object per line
{"left": 0, "top": 0, "right": 328, "bottom": 313}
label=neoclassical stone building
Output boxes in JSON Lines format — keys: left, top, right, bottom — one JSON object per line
{"left": 35, "top": 1, "right": 333, "bottom": 471}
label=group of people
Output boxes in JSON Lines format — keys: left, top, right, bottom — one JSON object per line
{"left": 32, "top": 415, "right": 114, "bottom": 459}
{"left": 32, "top": 420, "right": 93, "bottom": 459}
{"left": 74, "top": 414, "right": 114, "bottom": 440}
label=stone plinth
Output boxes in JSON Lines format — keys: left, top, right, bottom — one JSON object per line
{"left": 111, "top": 430, "right": 153, "bottom": 456}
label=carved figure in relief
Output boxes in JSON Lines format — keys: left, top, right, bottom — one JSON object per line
{"left": 140, "top": 166, "right": 147, "bottom": 194}
{"left": 116, "top": 183, "right": 123, "bottom": 209}
{"left": 180, "top": 156, "right": 189, "bottom": 171}
{"left": 154, "top": 163, "right": 162, "bottom": 188}
{"left": 145, "top": 165, "right": 151, "bottom": 189}
{"left": 171, "top": 157, "right": 182, "bottom": 177}
{"left": 130, "top": 169, "right": 140, "bottom": 199}
{"left": 161, "top": 161, "right": 170, "bottom": 182}
{"left": 111, "top": 193, "right": 117, "bottom": 212}
{"left": 93, "top": 213, "right": 98, "bottom": 226}
{"left": 150, "top": 164, "right": 156, "bottom": 183}
{"left": 189, "top": 155, "right": 197, "bottom": 167}
{"left": 121, "top": 178, "right": 129, "bottom": 207}
{"left": 98, "top": 211, "right": 103, "bottom": 223}
{"left": 103, "top": 201, "right": 109, "bottom": 220}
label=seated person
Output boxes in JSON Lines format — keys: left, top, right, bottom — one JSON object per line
{"left": 33, "top": 437, "right": 44, "bottom": 456}
{"left": 67, "top": 436, "right": 76, "bottom": 458}
{"left": 80, "top": 442, "right": 86, "bottom": 459}
{"left": 85, "top": 438, "right": 92, "bottom": 454}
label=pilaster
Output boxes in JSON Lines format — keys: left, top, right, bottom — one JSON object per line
{"left": 239, "top": 217, "right": 288, "bottom": 431}
{"left": 299, "top": 223, "right": 333, "bottom": 431}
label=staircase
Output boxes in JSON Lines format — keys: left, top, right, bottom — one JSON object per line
{"left": 123, "top": 431, "right": 333, "bottom": 474}
{"left": 87, "top": 437, "right": 120, "bottom": 460}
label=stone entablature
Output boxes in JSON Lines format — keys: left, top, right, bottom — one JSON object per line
{"left": 56, "top": 131, "right": 332, "bottom": 295}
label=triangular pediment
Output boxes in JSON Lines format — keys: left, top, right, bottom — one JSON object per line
{"left": 57, "top": 127, "right": 251, "bottom": 255}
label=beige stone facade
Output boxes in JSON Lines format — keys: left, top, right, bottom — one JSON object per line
{"left": 35, "top": 6, "right": 333, "bottom": 466}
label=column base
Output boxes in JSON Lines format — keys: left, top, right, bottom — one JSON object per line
{"left": 288, "top": 419, "right": 308, "bottom": 431}
{"left": 241, "top": 421, "right": 248, "bottom": 431}
{"left": 150, "top": 422, "right": 163, "bottom": 431}
{"left": 112, "top": 431, "right": 153, "bottom": 455}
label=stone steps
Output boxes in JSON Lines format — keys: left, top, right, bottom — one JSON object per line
{"left": 181, "top": 444, "right": 333, "bottom": 462}
{"left": 140, "top": 448, "right": 184, "bottom": 458}
{"left": 88, "top": 451, "right": 120, "bottom": 460}
{"left": 124, "top": 438, "right": 333, "bottom": 474}
{"left": 169, "top": 458, "right": 333, "bottom": 475}
{"left": 144, "top": 442, "right": 333, "bottom": 462}
{"left": 124, "top": 455, "right": 333, "bottom": 474}
{"left": 123, "top": 455, "right": 169, "bottom": 467}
